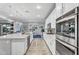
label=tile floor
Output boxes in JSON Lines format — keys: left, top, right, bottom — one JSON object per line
{"left": 25, "top": 38, "right": 51, "bottom": 55}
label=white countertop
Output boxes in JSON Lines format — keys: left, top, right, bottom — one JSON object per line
{"left": 0, "top": 33, "right": 29, "bottom": 40}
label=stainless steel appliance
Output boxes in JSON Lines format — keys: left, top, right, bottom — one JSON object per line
{"left": 56, "top": 7, "right": 79, "bottom": 55}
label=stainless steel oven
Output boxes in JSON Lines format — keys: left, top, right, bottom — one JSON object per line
{"left": 56, "top": 7, "right": 79, "bottom": 55}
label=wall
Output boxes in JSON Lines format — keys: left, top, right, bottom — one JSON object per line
{"left": 45, "top": 8, "right": 56, "bottom": 32}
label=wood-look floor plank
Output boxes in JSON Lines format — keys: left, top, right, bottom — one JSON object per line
{"left": 25, "top": 38, "right": 51, "bottom": 55}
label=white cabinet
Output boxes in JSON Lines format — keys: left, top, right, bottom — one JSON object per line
{"left": 56, "top": 3, "right": 63, "bottom": 18}
{"left": 63, "top": 3, "right": 78, "bottom": 14}
{"left": 0, "top": 40, "right": 11, "bottom": 55}
{"left": 56, "top": 3, "right": 78, "bottom": 18}
{"left": 0, "top": 34, "right": 29, "bottom": 55}
{"left": 0, "top": 38, "right": 28, "bottom": 55}
{"left": 43, "top": 33, "right": 56, "bottom": 55}
{"left": 12, "top": 39, "right": 27, "bottom": 55}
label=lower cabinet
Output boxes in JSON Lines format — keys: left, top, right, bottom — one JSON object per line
{"left": 0, "top": 37, "right": 29, "bottom": 55}
{"left": 0, "top": 40, "right": 11, "bottom": 55}
{"left": 12, "top": 39, "right": 27, "bottom": 55}
{"left": 43, "top": 33, "right": 56, "bottom": 55}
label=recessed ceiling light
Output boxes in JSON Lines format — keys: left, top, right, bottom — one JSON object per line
{"left": 36, "top": 5, "right": 41, "bottom": 9}
{"left": 10, "top": 14, "right": 13, "bottom": 17}
{"left": 37, "top": 15, "right": 41, "bottom": 17}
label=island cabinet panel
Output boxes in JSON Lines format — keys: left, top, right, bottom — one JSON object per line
{"left": 12, "top": 39, "right": 27, "bottom": 55}
{"left": 0, "top": 40, "right": 11, "bottom": 55}
{"left": 0, "top": 33, "right": 29, "bottom": 55}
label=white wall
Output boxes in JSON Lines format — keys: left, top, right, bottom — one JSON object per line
{"left": 45, "top": 8, "right": 56, "bottom": 32}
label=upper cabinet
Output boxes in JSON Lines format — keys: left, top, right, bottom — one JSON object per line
{"left": 56, "top": 3, "right": 63, "bottom": 18}
{"left": 62, "top": 3, "right": 78, "bottom": 15}
{"left": 56, "top": 3, "right": 79, "bottom": 19}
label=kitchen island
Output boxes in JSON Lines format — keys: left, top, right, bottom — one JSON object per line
{"left": 0, "top": 33, "right": 30, "bottom": 55}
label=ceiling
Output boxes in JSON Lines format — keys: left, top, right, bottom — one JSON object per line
{"left": 0, "top": 3, "right": 55, "bottom": 23}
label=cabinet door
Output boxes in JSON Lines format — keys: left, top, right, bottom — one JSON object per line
{"left": 0, "top": 40, "right": 11, "bottom": 55}
{"left": 56, "top": 3, "right": 63, "bottom": 18}
{"left": 63, "top": 3, "right": 78, "bottom": 14}
{"left": 12, "top": 39, "right": 27, "bottom": 55}
{"left": 43, "top": 34, "right": 56, "bottom": 54}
